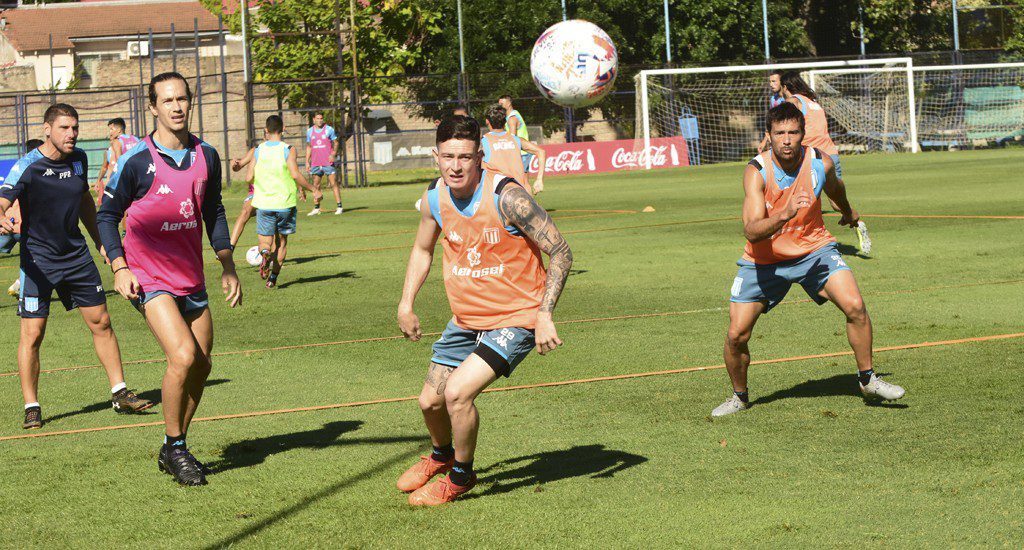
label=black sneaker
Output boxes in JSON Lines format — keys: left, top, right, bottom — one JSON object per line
{"left": 158, "top": 446, "right": 208, "bottom": 486}
{"left": 22, "top": 406, "right": 42, "bottom": 430}
{"left": 111, "top": 388, "right": 154, "bottom": 414}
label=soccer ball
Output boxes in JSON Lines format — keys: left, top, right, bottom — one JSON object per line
{"left": 530, "top": 20, "right": 618, "bottom": 108}
{"left": 245, "top": 245, "right": 262, "bottom": 267}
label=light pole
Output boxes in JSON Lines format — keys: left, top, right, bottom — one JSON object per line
{"left": 761, "top": 0, "right": 770, "bottom": 62}
{"left": 663, "top": 0, "right": 671, "bottom": 64}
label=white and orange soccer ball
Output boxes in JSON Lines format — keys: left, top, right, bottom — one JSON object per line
{"left": 530, "top": 19, "right": 618, "bottom": 108}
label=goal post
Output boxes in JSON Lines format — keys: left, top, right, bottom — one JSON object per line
{"left": 635, "top": 57, "right": 915, "bottom": 169}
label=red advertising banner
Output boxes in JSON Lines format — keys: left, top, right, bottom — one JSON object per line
{"left": 527, "top": 136, "right": 690, "bottom": 176}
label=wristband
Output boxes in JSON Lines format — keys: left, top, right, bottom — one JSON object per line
{"left": 113, "top": 266, "right": 129, "bottom": 274}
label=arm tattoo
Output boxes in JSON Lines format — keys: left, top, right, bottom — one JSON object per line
{"left": 425, "top": 363, "right": 455, "bottom": 395}
{"left": 499, "top": 184, "right": 573, "bottom": 312}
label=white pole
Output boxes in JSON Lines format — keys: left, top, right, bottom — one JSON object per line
{"left": 761, "top": 0, "right": 770, "bottom": 62}
{"left": 952, "top": 0, "right": 960, "bottom": 53}
{"left": 457, "top": 0, "right": 465, "bottom": 74}
{"left": 905, "top": 60, "right": 919, "bottom": 153}
{"left": 240, "top": 0, "right": 251, "bottom": 83}
{"left": 663, "top": 0, "right": 671, "bottom": 64}
{"left": 640, "top": 75, "right": 651, "bottom": 169}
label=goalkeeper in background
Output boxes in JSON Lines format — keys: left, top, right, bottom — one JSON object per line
{"left": 779, "top": 71, "right": 872, "bottom": 255}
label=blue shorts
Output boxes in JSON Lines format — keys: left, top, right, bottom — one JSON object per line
{"left": 256, "top": 208, "right": 297, "bottom": 236}
{"left": 521, "top": 154, "right": 533, "bottom": 172}
{"left": 730, "top": 242, "right": 850, "bottom": 312}
{"left": 0, "top": 233, "right": 19, "bottom": 254}
{"left": 131, "top": 289, "right": 209, "bottom": 315}
{"left": 18, "top": 257, "right": 106, "bottom": 318}
{"left": 431, "top": 319, "right": 535, "bottom": 377}
{"left": 309, "top": 165, "right": 336, "bottom": 176}
{"left": 829, "top": 154, "right": 843, "bottom": 179}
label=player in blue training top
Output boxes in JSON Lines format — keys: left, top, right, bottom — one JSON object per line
{"left": 0, "top": 104, "right": 152, "bottom": 430}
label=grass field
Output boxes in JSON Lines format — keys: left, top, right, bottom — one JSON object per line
{"left": 0, "top": 149, "right": 1022, "bottom": 548}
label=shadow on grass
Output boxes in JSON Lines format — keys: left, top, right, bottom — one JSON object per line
{"left": 202, "top": 430, "right": 423, "bottom": 549}
{"left": 45, "top": 379, "right": 232, "bottom": 424}
{"left": 835, "top": 242, "right": 871, "bottom": 260}
{"left": 751, "top": 374, "right": 908, "bottom": 409}
{"left": 470, "top": 444, "right": 648, "bottom": 497}
{"left": 285, "top": 253, "right": 340, "bottom": 266}
{"left": 208, "top": 420, "right": 423, "bottom": 474}
{"left": 277, "top": 271, "right": 357, "bottom": 289}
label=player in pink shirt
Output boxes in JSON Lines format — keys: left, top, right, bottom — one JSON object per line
{"left": 98, "top": 72, "right": 242, "bottom": 486}
{"left": 305, "top": 112, "right": 343, "bottom": 215}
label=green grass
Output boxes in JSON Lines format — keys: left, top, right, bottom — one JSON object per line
{"left": 0, "top": 149, "right": 1022, "bottom": 548}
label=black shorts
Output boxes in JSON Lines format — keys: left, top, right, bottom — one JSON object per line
{"left": 18, "top": 258, "right": 106, "bottom": 318}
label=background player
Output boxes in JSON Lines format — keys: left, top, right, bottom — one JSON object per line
{"left": 93, "top": 118, "right": 139, "bottom": 205}
{"left": 713, "top": 102, "right": 904, "bottom": 417}
{"left": 98, "top": 73, "right": 241, "bottom": 486}
{"left": 498, "top": 95, "right": 531, "bottom": 176}
{"left": 768, "top": 69, "right": 785, "bottom": 108}
{"left": 0, "top": 104, "right": 152, "bottom": 430}
{"left": 3, "top": 138, "right": 41, "bottom": 298}
{"left": 779, "top": 71, "right": 872, "bottom": 254}
{"left": 305, "top": 112, "right": 343, "bottom": 216}
{"left": 396, "top": 115, "right": 573, "bottom": 505}
{"left": 228, "top": 141, "right": 259, "bottom": 250}
{"left": 246, "top": 115, "right": 322, "bottom": 288}
{"left": 481, "top": 104, "right": 547, "bottom": 194}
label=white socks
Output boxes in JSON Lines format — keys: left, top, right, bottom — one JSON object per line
{"left": 25, "top": 402, "right": 40, "bottom": 410}
{"left": 111, "top": 382, "right": 127, "bottom": 394}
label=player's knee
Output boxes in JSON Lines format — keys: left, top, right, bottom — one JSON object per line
{"left": 87, "top": 312, "right": 113, "bottom": 335}
{"left": 844, "top": 299, "right": 868, "bottom": 324}
{"left": 418, "top": 389, "right": 444, "bottom": 412}
{"left": 20, "top": 324, "right": 46, "bottom": 347}
{"left": 726, "top": 328, "right": 751, "bottom": 349}
{"left": 167, "top": 344, "right": 198, "bottom": 373}
{"left": 443, "top": 383, "right": 473, "bottom": 412}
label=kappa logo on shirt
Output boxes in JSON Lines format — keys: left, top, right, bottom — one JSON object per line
{"left": 146, "top": 163, "right": 156, "bottom": 175}
{"left": 179, "top": 199, "right": 195, "bottom": 219}
{"left": 43, "top": 168, "right": 55, "bottom": 177}
{"left": 447, "top": 230, "right": 463, "bottom": 243}
{"left": 156, "top": 184, "right": 173, "bottom": 195}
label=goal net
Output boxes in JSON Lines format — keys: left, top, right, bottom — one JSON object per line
{"left": 812, "top": 62, "right": 1024, "bottom": 151}
{"left": 634, "top": 58, "right": 915, "bottom": 167}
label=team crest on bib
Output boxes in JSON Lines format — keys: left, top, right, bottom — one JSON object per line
{"left": 179, "top": 199, "right": 195, "bottom": 219}
{"left": 483, "top": 227, "right": 500, "bottom": 244}
{"left": 466, "top": 247, "right": 481, "bottom": 267}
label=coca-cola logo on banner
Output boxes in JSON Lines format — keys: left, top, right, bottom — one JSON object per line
{"left": 528, "top": 137, "right": 689, "bottom": 176}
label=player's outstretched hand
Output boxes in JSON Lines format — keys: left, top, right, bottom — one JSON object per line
{"left": 838, "top": 208, "right": 860, "bottom": 229}
{"left": 398, "top": 308, "right": 421, "bottom": 341}
{"left": 0, "top": 217, "right": 13, "bottom": 235}
{"left": 532, "top": 178, "right": 544, "bottom": 195}
{"left": 231, "top": 158, "right": 243, "bottom": 172}
{"left": 113, "top": 268, "right": 141, "bottom": 300}
{"left": 313, "top": 189, "right": 324, "bottom": 203}
{"left": 222, "top": 268, "right": 242, "bottom": 308}
{"left": 534, "top": 313, "right": 563, "bottom": 355}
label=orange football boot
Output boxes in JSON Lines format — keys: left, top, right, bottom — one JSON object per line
{"left": 396, "top": 455, "right": 454, "bottom": 493}
{"left": 408, "top": 474, "right": 476, "bottom": 506}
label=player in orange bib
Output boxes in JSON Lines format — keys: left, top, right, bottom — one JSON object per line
{"left": 396, "top": 115, "right": 573, "bottom": 506}
{"left": 780, "top": 71, "right": 873, "bottom": 254}
{"left": 481, "top": 104, "right": 547, "bottom": 194}
{"left": 712, "top": 102, "right": 905, "bottom": 417}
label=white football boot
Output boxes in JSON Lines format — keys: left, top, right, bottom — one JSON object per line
{"left": 711, "top": 395, "right": 749, "bottom": 417}
{"left": 859, "top": 373, "right": 905, "bottom": 401}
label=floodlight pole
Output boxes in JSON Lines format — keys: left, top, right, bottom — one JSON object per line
{"left": 951, "top": 0, "right": 961, "bottom": 62}
{"left": 457, "top": 0, "right": 466, "bottom": 102}
{"left": 240, "top": 0, "right": 251, "bottom": 83}
{"left": 663, "top": 0, "right": 671, "bottom": 64}
{"left": 761, "top": 0, "right": 770, "bottom": 62}
{"left": 858, "top": 4, "right": 866, "bottom": 58}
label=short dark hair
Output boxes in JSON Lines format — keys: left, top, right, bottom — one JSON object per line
{"left": 148, "top": 72, "right": 192, "bottom": 105}
{"left": 43, "top": 103, "right": 78, "bottom": 124}
{"left": 436, "top": 115, "right": 481, "bottom": 148}
{"left": 498, "top": 94, "right": 513, "bottom": 103}
{"left": 484, "top": 104, "right": 507, "bottom": 129}
{"left": 780, "top": 71, "right": 817, "bottom": 101}
{"left": 266, "top": 115, "right": 284, "bottom": 134}
{"left": 108, "top": 117, "right": 126, "bottom": 131}
{"left": 25, "top": 139, "right": 43, "bottom": 150}
{"left": 769, "top": 69, "right": 783, "bottom": 77}
{"left": 765, "top": 102, "right": 805, "bottom": 132}
{"left": 313, "top": 111, "right": 324, "bottom": 118}
{"left": 452, "top": 104, "right": 470, "bottom": 117}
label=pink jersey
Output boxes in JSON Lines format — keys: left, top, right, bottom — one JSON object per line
{"left": 122, "top": 135, "right": 208, "bottom": 295}
{"left": 118, "top": 134, "right": 140, "bottom": 152}
{"left": 308, "top": 126, "right": 335, "bottom": 167}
